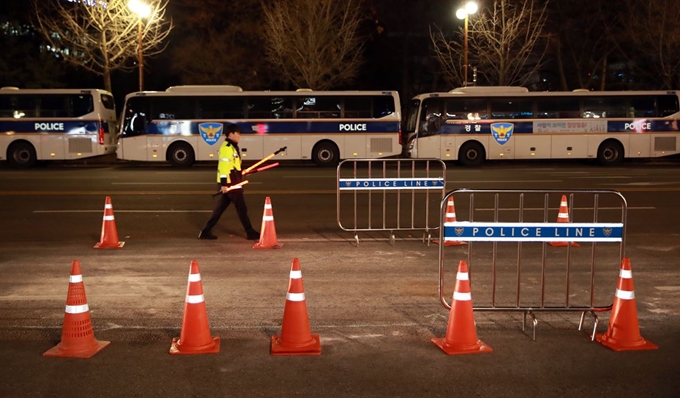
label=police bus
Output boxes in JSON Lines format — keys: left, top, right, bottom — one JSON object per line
{"left": 403, "top": 86, "right": 680, "bottom": 165}
{"left": 0, "top": 87, "right": 118, "bottom": 168}
{"left": 117, "top": 85, "right": 402, "bottom": 167}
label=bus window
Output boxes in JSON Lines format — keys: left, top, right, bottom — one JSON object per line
{"left": 536, "top": 97, "right": 580, "bottom": 118}
{"left": 583, "top": 97, "right": 627, "bottom": 118}
{"left": 445, "top": 98, "right": 488, "bottom": 121}
{"left": 15, "top": 96, "right": 37, "bottom": 118}
{"left": 123, "top": 96, "right": 150, "bottom": 136}
{"left": 151, "top": 96, "right": 195, "bottom": 120}
{"left": 271, "top": 97, "right": 293, "bottom": 119}
{"left": 39, "top": 95, "right": 70, "bottom": 117}
{"left": 345, "top": 96, "right": 372, "bottom": 118}
{"left": 420, "top": 98, "right": 444, "bottom": 135}
{"left": 371, "top": 96, "right": 395, "bottom": 118}
{"left": 197, "top": 96, "right": 245, "bottom": 119}
{"left": 101, "top": 94, "right": 116, "bottom": 111}
{"left": 489, "top": 97, "right": 533, "bottom": 119}
{"left": 72, "top": 94, "right": 95, "bottom": 116}
{"left": 247, "top": 96, "right": 293, "bottom": 119}
{"left": 628, "top": 96, "right": 656, "bottom": 117}
{"left": 296, "top": 96, "right": 341, "bottom": 118}
{"left": 657, "top": 95, "right": 680, "bottom": 117}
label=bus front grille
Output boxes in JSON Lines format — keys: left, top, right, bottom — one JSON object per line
{"left": 654, "top": 136, "right": 676, "bottom": 152}
{"left": 68, "top": 138, "right": 93, "bottom": 153}
{"left": 370, "top": 137, "right": 393, "bottom": 153}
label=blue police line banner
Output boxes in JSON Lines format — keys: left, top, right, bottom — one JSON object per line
{"left": 339, "top": 178, "right": 445, "bottom": 190}
{"left": 444, "top": 222, "right": 623, "bottom": 242}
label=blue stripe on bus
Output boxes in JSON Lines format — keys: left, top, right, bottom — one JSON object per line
{"left": 431, "top": 120, "right": 680, "bottom": 135}
{"left": 0, "top": 120, "right": 103, "bottom": 133}
{"left": 145, "top": 121, "right": 401, "bottom": 135}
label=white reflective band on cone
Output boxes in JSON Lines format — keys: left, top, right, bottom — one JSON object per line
{"left": 615, "top": 289, "right": 635, "bottom": 300}
{"left": 457, "top": 272, "right": 469, "bottom": 281}
{"left": 186, "top": 294, "right": 204, "bottom": 304}
{"left": 446, "top": 212, "right": 456, "bottom": 217}
{"left": 619, "top": 269, "right": 633, "bottom": 279}
{"left": 188, "top": 273, "right": 201, "bottom": 282}
{"left": 265, "top": 204, "right": 272, "bottom": 209}
{"left": 65, "top": 304, "right": 89, "bottom": 314}
{"left": 287, "top": 292, "right": 305, "bottom": 302}
{"left": 289, "top": 270, "right": 302, "bottom": 279}
{"left": 105, "top": 204, "right": 112, "bottom": 209}
{"left": 453, "top": 292, "right": 472, "bottom": 301}
{"left": 104, "top": 215, "right": 115, "bottom": 221}
{"left": 558, "top": 212, "right": 568, "bottom": 217}
{"left": 69, "top": 275, "right": 83, "bottom": 283}
{"left": 263, "top": 215, "right": 274, "bottom": 221}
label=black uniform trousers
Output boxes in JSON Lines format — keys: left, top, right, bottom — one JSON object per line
{"left": 201, "top": 184, "right": 255, "bottom": 234}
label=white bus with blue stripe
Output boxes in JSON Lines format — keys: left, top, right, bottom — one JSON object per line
{"left": 403, "top": 86, "right": 680, "bottom": 165}
{"left": 0, "top": 87, "right": 118, "bottom": 168}
{"left": 117, "top": 86, "right": 402, "bottom": 167}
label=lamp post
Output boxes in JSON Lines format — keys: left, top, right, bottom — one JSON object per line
{"left": 456, "top": 1, "right": 478, "bottom": 87}
{"left": 128, "top": 0, "right": 152, "bottom": 91}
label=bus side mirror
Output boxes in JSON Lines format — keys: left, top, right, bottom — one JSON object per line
{"left": 132, "top": 116, "right": 146, "bottom": 133}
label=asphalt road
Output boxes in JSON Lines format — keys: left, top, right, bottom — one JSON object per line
{"left": 1, "top": 158, "right": 679, "bottom": 398}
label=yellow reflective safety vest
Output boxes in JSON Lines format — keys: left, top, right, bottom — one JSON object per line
{"left": 216, "top": 140, "right": 242, "bottom": 186}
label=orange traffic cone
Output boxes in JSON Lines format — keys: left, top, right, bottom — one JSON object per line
{"left": 433, "top": 197, "right": 467, "bottom": 246}
{"left": 253, "top": 196, "right": 282, "bottom": 249}
{"left": 548, "top": 195, "right": 579, "bottom": 247}
{"left": 271, "top": 258, "right": 321, "bottom": 356}
{"left": 94, "top": 196, "right": 124, "bottom": 249}
{"left": 170, "top": 260, "right": 220, "bottom": 355}
{"left": 432, "top": 260, "right": 492, "bottom": 355}
{"left": 596, "top": 258, "right": 658, "bottom": 351}
{"left": 44, "top": 260, "right": 110, "bottom": 358}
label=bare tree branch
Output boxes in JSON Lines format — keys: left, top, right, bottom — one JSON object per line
{"left": 262, "top": 0, "right": 364, "bottom": 90}
{"left": 33, "top": 0, "right": 172, "bottom": 91}
{"left": 430, "top": 0, "right": 549, "bottom": 88}
{"left": 616, "top": 0, "right": 680, "bottom": 89}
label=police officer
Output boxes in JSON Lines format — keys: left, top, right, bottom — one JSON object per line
{"left": 198, "top": 124, "right": 260, "bottom": 240}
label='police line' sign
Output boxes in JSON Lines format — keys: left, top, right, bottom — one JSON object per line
{"left": 444, "top": 222, "right": 623, "bottom": 242}
{"left": 339, "top": 178, "right": 445, "bottom": 190}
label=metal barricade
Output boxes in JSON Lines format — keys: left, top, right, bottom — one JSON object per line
{"left": 437, "top": 189, "right": 627, "bottom": 340}
{"left": 337, "top": 159, "right": 446, "bottom": 245}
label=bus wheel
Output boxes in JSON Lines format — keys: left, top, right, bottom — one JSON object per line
{"left": 8, "top": 141, "right": 37, "bottom": 168}
{"left": 597, "top": 140, "right": 623, "bottom": 166}
{"left": 458, "top": 142, "right": 485, "bottom": 166}
{"left": 312, "top": 141, "right": 339, "bottom": 167}
{"left": 168, "top": 142, "right": 195, "bottom": 167}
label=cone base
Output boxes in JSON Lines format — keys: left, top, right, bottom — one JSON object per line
{"left": 43, "top": 339, "right": 110, "bottom": 358}
{"left": 270, "top": 334, "right": 321, "bottom": 356}
{"left": 595, "top": 333, "right": 658, "bottom": 351}
{"left": 169, "top": 336, "right": 220, "bottom": 355}
{"left": 431, "top": 337, "right": 492, "bottom": 355}
{"left": 548, "top": 241, "right": 579, "bottom": 247}
{"left": 253, "top": 242, "right": 283, "bottom": 249}
{"left": 432, "top": 239, "right": 468, "bottom": 246}
{"left": 94, "top": 241, "right": 125, "bottom": 249}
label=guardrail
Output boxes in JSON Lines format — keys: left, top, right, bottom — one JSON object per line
{"left": 337, "top": 159, "right": 446, "bottom": 245}
{"left": 437, "top": 189, "right": 627, "bottom": 340}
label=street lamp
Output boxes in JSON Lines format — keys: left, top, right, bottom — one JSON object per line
{"left": 128, "top": 0, "right": 152, "bottom": 91}
{"left": 456, "top": 1, "right": 478, "bottom": 87}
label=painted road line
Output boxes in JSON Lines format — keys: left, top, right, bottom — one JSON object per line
{"left": 32, "top": 206, "right": 656, "bottom": 214}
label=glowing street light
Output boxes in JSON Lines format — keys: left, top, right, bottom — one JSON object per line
{"left": 128, "top": 0, "right": 152, "bottom": 91}
{"left": 456, "top": 1, "right": 478, "bottom": 87}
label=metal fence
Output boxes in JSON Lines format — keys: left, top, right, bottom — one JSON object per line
{"left": 337, "top": 159, "right": 446, "bottom": 245}
{"left": 437, "top": 189, "right": 627, "bottom": 340}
